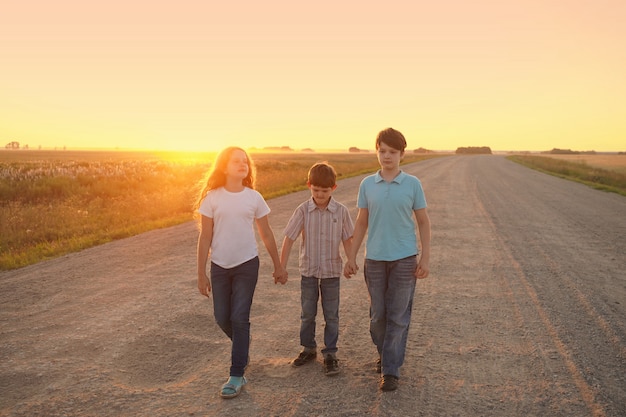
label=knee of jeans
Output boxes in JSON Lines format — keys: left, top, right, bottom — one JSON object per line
{"left": 230, "top": 320, "right": 250, "bottom": 328}
{"left": 369, "top": 304, "right": 385, "bottom": 320}
{"left": 301, "top": 311, "right": 316, "bottom": 322}
{"left": 215, "top": 321, "right": 231, "bottom": 336}
{"left": 215, "top": 317, "right": 229, "bottom": 327}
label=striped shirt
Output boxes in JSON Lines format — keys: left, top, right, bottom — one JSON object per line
{"left": 284, "top": 197, "right": 354, "bottom": 278}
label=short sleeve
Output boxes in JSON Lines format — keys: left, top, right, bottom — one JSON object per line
{"left": 412, "top": 179, "right": 427, "bottom": 210}
{"left": 253, "top": 190, "right": 271, "bottom": 219}
{"left": 198, "top": 193, "right": 214, "bottom": 218}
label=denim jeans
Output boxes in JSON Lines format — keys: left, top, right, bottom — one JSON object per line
{"left": 364, "top": 255, "right": 417, "bottom": 378}
{"left": 300, "top": 276, "right": 340, "bottom": 355}
{"left": 210, "top": 256, "right": 259, "bottom": 377}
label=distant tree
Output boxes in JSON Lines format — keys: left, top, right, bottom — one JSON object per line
{"left": 263, "top": 146, "right": 293, "bottom": 152}
{"left": 543, "top": 148, "right": 579, "bottom": 155}
{"left": 5, "top": 141, "right": 20, "bottom": 149}
{"left": 455, "top": 146, "right": 492, "bottom": 154}
{"left": 541, "top": 148, "right": 599, "bottom": 155}
{"left": 349, "top": 147, "right": 361, "bottom": 153}
{"left": 413, "top": 147, "right": 433, "bottom": 154}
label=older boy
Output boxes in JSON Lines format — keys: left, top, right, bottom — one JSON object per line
{"left": 344, "top": 128, "right": 431, "bottom": 391}
{"left": 280, "top": 162, "right": 354, "bottom": 376}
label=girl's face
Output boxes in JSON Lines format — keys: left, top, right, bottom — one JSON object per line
{"left": 377, "top": 141, "right": 404, "bottom": 170}
{"left": 225, "top": 149, "right": 250, "bottom": 181}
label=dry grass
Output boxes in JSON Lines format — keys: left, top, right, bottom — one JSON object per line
{"left": 0, "top": 150, "right": 441, "bottom": 270}
{"left": 537, "top": 154, "right": 626, "bottom": 175}
{"left": 507, "top": 154, "right": 626, "bottom": 196}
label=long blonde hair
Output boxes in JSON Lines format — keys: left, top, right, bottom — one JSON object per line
{"left": 194, "top": 147, "right": 256, "bottom": 211}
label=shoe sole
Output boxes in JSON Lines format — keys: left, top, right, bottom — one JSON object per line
{"left": 380, "top": 375, "right": 398, "bottom": 391}
{"left": 291, "top": 357, "right": 317, "bottom": 367}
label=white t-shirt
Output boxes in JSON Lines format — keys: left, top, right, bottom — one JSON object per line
{"left": 198, "top": 187, "right": 271, "bottom": 268}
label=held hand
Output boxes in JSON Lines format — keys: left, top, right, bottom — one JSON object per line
{"left": 343, "top": 263, "right": 351, "bottom": 278}
{"left": 279, "top": 269, "right": 289, "bottom": 284}
{"left": 198, "top": 273, "right": 211, "bottom": 297}
{"left": 343, "top": 261, "right": 359, "bottom": 278}
{"left": 273, "top": 268, "right": 288, "bottom": 285}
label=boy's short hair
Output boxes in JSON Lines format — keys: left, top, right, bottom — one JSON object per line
{"left": 376, "top": 128, "right": 407, "bottom": 152}
{"left": 308, "top": 162, "right": 337, "bottom": 188}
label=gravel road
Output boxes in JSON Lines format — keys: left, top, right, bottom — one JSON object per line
{"left": 1, "top": 155, "right": 624, "bottom": 416}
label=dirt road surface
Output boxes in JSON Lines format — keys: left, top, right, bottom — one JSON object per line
{"left": 1, "top": 155, "right": 625, "bottom": 416}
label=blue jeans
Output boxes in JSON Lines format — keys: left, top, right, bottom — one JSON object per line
{"left": 210, "top": 256, "right": 259, "bottom": 377}
{"left": 300, "top": 276, "right": 340, "bottom": 355}
{"left": 364, "top": 256, "right": 417, "bottom": 378}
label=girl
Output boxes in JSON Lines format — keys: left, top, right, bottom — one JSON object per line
{"left": 196, "top": 146, "right": 287, "bottom": 399}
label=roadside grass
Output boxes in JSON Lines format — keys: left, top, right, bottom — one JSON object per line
{"left": 507, "top": 155, "right": 626, "bottom": 196}
{"left": 0, "top": 150, "right": 441, "bottom": 270}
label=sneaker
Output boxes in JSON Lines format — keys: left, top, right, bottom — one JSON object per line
{"left": 324, "top": 355, "right": 339, "bottom": 376}
{"left": 292, "top": 350, "right": 317, "bottom": 367}
{"left": 375, "top": 357, "right": 381, "bottom": 373}
{"left": 380, "top": 374, "right": 399, "bottom": 391}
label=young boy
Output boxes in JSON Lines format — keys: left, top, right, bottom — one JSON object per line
{"left": 344, "top": 128, "right": 431, "bottom": 392}
{"left": 280, "top": 162, "right": 354, "bottom": 376}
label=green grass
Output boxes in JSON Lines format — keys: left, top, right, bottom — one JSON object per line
{"left": 507, "top": 155, "right": 626, "bottom": 196}
{"left": 0, "top": 150, "right": 441, "bottom": 270}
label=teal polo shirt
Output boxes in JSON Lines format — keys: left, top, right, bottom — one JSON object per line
{"left": 357, "top": 170, "right": 427, "bottom": 261}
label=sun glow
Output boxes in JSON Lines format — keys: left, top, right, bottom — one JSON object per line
{"left": 2, "top": 1, "right": 625, "bottom": 153}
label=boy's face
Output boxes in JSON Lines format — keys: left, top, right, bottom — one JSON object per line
{"left": 308, "top": 183, "right": 336, "bottom": 207}
{"left": 377, "top": 141, "right": 404, "bottom": 171}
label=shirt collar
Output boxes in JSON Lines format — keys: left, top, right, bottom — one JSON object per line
{"left": 374, "top": 170, "right": 406, "bottom": 184}
{"left": 307, "top": 196, "right": 337, "bottom": 213}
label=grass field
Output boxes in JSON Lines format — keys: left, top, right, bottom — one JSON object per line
{"left": 507, "top": 154, "right": 626, "bottom": 196}
{"left": 537, "top": 154, "right": 626, "bottom": 175}
{"left": 0, "top": 150, "right": 440, "bottom": 270}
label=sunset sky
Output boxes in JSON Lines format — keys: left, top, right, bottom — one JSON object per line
{"left": 2, "top": 0, "right": 625, "bottom": 152}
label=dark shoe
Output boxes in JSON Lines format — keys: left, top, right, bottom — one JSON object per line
{"left": 292, "top": 350, "right": 317, "bottom": 367}
{"left": 324, "top": 356, "right": 339, "bottom": 376}
{"left": 375, "top": 357, "right": 381, "bottom": 373}
{"left": 380, "top": 374, "right": 399, "bottom": 391}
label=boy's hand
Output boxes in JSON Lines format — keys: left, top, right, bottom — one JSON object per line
{"left": 279, "top": 268, "right": 288, "bottom": 284}
{"left": 415, "top": 261, "right": 429, "bottom": 279}
{"left": 273, "top": 268, "right": 288, "bottom": 285}
{"left": 343, "top": 260, "right": 358, "bottom": 278}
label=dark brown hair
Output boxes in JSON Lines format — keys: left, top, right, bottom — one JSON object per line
{"left": 307, "top": 162, "right": 337, "bottom": 188}
{"left": 375, "top": 128, "right": 407, "bottom": 152}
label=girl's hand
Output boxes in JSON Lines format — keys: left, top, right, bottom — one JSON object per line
{"left": 273, "top": 268, "right": 288, "bottom": 285}
{"left": 198, "top": 273, "right": 211, "bottom": 297}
